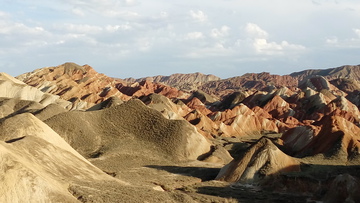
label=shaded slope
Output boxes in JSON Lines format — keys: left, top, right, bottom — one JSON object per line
{"left": 216, "top": 137, "right": 300, "bottom": 183}
{"left": 45, "top": 99, "right": 211, "bottom": 161}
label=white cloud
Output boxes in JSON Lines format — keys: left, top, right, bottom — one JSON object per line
{"left": 183, "top": 42, "right": 231, "bottom": 58}
{"left": 245, "top": 23, "right": 268, "bottom": 39}
{"left": 136, "top": 38, "right": 152, "bottom": 52}
{"left": 326, "top": 36, "right": 338, "bottom": 44}
{"left": 160, "top": 11, "right": 168, "bottom": 18}
{"left": 123, "top": 0, "right": 138, "bottom": 6}
{"left": 185, "top": 32, "right": 205, "bottom": 40}
{"left": 354, "top": 28, "right": 360, "bottom": 38}
{"left": 0, "top": 21, "right": 47, "bottom": 36}
{"left": 325, "top": 28, "right": 360, "bottom": 48}
{"left": 59, "top": 24, "right": 103, "bottom": 34}
{"left": 190, "top": 10, "right": 207, "bottom": 22}
{"left": 0, "top": 11, "right": 9, "bottom": 17}
{"left": 242, "top": 23, "right": 305, "bottom": 55}
{"left": 71, "top": 8, "right": 85, "bottom": 16}
{"left": 211, "top": 26, "right": 230, "bottom": 38}
{"left": 104, "top": 10, "right": 140, "bottom": 19}
{"left": 3, "top": 1, "right": 360, "bottom": 79}
{"left": 105, "top": 24, "right": 132, "bottom": 32}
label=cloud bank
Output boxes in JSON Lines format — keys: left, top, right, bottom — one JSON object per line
{"left": 1, "top": 0, "right": 360, "bottom": 78}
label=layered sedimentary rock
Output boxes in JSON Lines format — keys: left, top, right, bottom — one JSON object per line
{"left": 0, "top": 73, "right": 71, "bottom": 109}
{"left": 281, "top": 115, "right": 360, "bottom": 160}
{"left": 117, "top": 80, "right": 188, "bottom": 99}
{"left": 216, "top": 137, "right": 300, "bottom": 183}
{"left": 16, "top": 62, "right": 128, "bottom": 109}
{"left": 124, "top": 72, "right": 220, "bottom": 91}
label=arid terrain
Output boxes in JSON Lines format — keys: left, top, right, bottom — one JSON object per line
{"left": 1, "top": 62, "right": 360, "bottom": 202}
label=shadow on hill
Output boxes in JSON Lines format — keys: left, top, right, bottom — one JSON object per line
{"left": 194, "top": 184, "right": 309, "bottom": 203}
{"left": 204, "top": 163, "right": 360, "bottom": 202}
{"left": 145, "top": 165, "right": 221, "bottom": 181}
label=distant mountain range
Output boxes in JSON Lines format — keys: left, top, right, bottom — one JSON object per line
{"left": 122, "top": 64, "right": 360, "bottom": 97}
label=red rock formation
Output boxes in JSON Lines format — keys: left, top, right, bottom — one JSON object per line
{"left": 184, "top": 110, "right": 219, "bottom": 138}
{"left": 17, "top": 62, "right": 129, "bottom": 109}
{"left": 324, "top": 96, "right": 360, "bottom": 122}
{"left": 262, "top": 95, "right": 292, "bottom": 119}
{"left": 185, "top": 97, "right": 212, "bottom": 116}
{"left": 200, "top": 72, "right": 298, "bottom": 98}
{"left": 117, "top": 80, "right": 187, "bottom": 99}
{"left": 282, "top": 115, "right": 360, "bottom": 160}
{"left": 209, "top": 104, "right": 255, "bottom": 122}
{"left": 219, "top": 113, "right": 279, "bottom": 137}
{"left": 251, "top": 106, "right": 273, "bottom": 119}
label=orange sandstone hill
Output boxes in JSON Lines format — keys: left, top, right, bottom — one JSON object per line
{"left": 16, "top": 63, "right": 188, "bottom": 109}
{"left": 16, "top": 63, "right": 129, "bottom": 109}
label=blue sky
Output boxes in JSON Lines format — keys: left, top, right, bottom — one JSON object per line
{"left": 1, "top": 0, "right": 360, "bottom": 79}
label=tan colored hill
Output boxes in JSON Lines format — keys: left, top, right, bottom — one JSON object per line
{"left": 44, "top": 99, "right": 211, "bottom": 161}
{"left": 124, "top": 72, "right": 220, "bottom": 91}
{"left": 290, "top": 64, "right": 360, "bottom": 82}
{"left": 0, "top": 72, "right": 71, "bottom": 109}
{"left": 0, "top": 113, "right": 126, "bottom": 202}
{"left": 0, "top": 72, "right": 71, "bottom": 119}
{"left": 216, "top": 137, "right": 300, "bottom": 183}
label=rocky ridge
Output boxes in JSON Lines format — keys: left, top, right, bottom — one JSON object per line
{"left": 124, "top": 72, "right": 220, "bottom": 91}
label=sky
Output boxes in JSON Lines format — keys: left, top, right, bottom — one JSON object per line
{"left": 1, "top": 0, "right": 360, "bottom": 79}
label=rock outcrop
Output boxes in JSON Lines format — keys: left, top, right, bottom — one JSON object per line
{"left": 216, "top": 137, "right": 300, "bottom": 183}
{"left": 281, "top": 115, "right": 360, "bottom": 160}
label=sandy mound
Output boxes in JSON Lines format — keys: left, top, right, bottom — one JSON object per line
{"left": 0, "top": 97, "right": 68, "bottom": 121}
{"left": 216, "top": 137, "right": 300, "bottom": 183}
{"left": 139, "top": 93, "right": 191, "bottom": 119}
{"left": 45, "top": 99, "right": 211, "bottom": 161}
{"left": 0, "top": 74, "right": 71, "bottom": 109}
{"left": 87, "top": 96, "right": 124, "bottom": 111}
{"left": 0, "top": 97, "right": 44, "bottom": 118}
{"left": 0, "top": 113, "right": 125, "bottom": 202}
